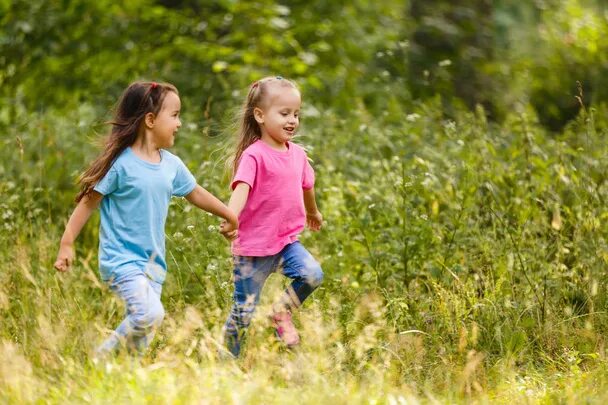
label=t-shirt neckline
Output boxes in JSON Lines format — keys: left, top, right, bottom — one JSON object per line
{"left": 256, "top": 139, "right": 291, "bottom": 155}
{"left": 127, "top": 147, "right": 163, "bottom": 169}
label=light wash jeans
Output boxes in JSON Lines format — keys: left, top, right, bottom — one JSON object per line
{"left": 224, "top": 241, "right": 324, "bottom": 357}
{"left": 96, "top": 270, "right": 165, "bottom": 356}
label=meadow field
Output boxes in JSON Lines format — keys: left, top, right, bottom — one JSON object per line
{"left": 4, "top": 0, "right": 608, "bottom": 403}
{"left": 2, "top": 97, "right": 608, "bottom": 403}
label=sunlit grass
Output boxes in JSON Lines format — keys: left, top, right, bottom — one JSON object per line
{"left": 2, "top": 229, "right": 608, "bottom": 404}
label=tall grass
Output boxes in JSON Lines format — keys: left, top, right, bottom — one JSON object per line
{"left": 1, "top": 97, "right": 608, "bottom": 403}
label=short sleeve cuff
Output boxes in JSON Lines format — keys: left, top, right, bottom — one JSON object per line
{"left": 93, "top": 184, "right": 108, "bottom": 195}
{"left": 302, "top": 161, "right": 315, "bottom": 189}
{"left": 231, "top": 178, "right": 253, "bottom": 190}
{"left": 173, "top": 175, "right": 197, "bottom": 197}
{"left": 232, "top": 153, "right": 257, "bottom": 190}
{"left": 94, "top": 168, "right": 118, "bottom": 195}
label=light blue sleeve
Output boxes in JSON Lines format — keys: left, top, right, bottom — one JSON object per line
{"left": 173, "top": 158, "right": 197, "bottom": 197}
{"left": 94, "top": 167, "right": 119, "bottom": 195}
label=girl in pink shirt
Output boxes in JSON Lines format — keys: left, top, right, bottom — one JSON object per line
{"left": 221, "top": 76, "right": 324, "bottom": 357}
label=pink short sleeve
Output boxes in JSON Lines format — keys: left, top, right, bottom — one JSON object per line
{"left": 302, "top": 159, "right": 315, "bottom": 190}
{"left": 231, "top": 153, "right": 257, "bottom": 190}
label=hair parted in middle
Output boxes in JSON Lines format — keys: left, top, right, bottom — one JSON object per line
{"left": 230, "top": 76, "right": 299, "bottom": 176}
{"left": 75, "top": 81, "right": 178, "bottom": 202}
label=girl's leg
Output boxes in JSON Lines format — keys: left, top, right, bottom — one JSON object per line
{"left": 223, "top": 255, "right": 277, "bottom": 357}
{"left": 96, "top": 271, "right": 164, "bottom": 357}
{"left": 277, "top": 241, "right": 324, "bottom": 310}
{"left": 272, "top": 242, "right": 324, "bottom": 346}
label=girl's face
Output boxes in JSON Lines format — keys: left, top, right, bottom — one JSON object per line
{"left": 151, "top": 91, "right": 182, "bottom": 149}
{"left": 255, "top": 87, "right": 301, "bottom": 149}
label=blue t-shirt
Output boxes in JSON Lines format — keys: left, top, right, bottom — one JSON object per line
{"left": 93, "top": 147, "right": 196, "bottom": 284}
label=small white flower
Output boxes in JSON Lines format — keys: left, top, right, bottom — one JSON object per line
{"left": 406, "top": 113, "right": 420, "bottom": 122}
{"left": 439, "top": 59, "right": 452, "bottom": 67}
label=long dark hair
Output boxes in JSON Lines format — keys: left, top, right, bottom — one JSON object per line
{"left": 229, "top": 76, "right": 298, "bottom": 176}
{"left": 75, "top": 81, "right": 178, "bottom": 202}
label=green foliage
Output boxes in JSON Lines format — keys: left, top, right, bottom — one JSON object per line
{"left": 0, "top": 0, "right": 406, "bottom": 120}
{"left": 3, "top": 0, "right": 608, "bottom": 401}
{"left": 527, "top": 0, "right": 608, "bottom": 130}
{"left": 4, "top": 0, "right": 608, "bottom": 129}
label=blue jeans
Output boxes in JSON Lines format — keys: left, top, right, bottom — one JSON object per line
{"left": 224, "top": 241, "right": 324, "bottom": 357}
{"left": 96, "top": 270, "right": 165, "bottom": 356}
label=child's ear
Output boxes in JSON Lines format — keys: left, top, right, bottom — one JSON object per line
{"left": 253, "top": 107, "right": 264, "bottom": 124}
{"left": 144, "top": 112, "right": 156, "bottom": 128}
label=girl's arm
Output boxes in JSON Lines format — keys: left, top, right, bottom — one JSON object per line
{"left": 228, "top": 182, "right": 250, "bottom": 217}
{"left": 185, "top": 184, "right": 239, "bottom": 237}
{"left": 54, "top": 191, "right": 103, "bottom": 272}
{"left": 219, "top": 182, "right": 250, "bottom": 240}
{"left": 303, "top": 187, "right": 323, "bottom": 231}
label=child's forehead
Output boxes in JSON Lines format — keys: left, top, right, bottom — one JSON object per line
{"left": 161, "top": 91, "right": 181, "bottom": 109}
{"left": 264, "top": 86, "right": 301, "bottom": 108}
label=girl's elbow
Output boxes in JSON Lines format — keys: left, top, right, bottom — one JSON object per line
{"left": 185, "top": 185, "right": 203, "bottom": 203}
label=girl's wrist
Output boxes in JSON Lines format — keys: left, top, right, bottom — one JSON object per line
{"left": 60, "top": 238, "right": 74, "bottom": 247}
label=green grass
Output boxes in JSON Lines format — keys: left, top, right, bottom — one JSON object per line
{"left": 2, "top": 98, "right": 608, "bottom": 403}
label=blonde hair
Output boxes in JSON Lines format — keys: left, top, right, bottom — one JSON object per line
{"left": 229, "top": 76, "right": 299, "bottom": 176}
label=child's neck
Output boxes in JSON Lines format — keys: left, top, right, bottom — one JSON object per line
{"left": 131, "top": 137, "right": 162, "bottom": 163}
{"left": 260, "top": 133, "right": 288, "bottom": 151}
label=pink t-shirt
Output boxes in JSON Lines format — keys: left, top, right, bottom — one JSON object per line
{"left": 231, "top": 140, "right": 315, "bottom": 256}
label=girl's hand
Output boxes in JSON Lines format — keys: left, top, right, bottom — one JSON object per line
{"left": 220, "top": 220, "right": 239, "bottom": 241}
{"left": 306, "top": 210, "right": 323, "bottom": 231}
{"left": 54, "top": 243, "right": 74, "bottom": 272}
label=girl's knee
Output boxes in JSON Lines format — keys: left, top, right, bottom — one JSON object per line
{"left": 298, "top": 253, "right": 323, "bottom": 287}
{"left": 133, "top": 303, "right": 165, "bottom": 330}
{"left": 152, "top": 304, "right": 165, "bottom": 326}
{"left": 305, "top": 264, "right": 324, "bottom": 288}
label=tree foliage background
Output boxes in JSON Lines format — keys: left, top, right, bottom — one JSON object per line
{"left": 3, "top": 0, "right": 607, "bottom": 128}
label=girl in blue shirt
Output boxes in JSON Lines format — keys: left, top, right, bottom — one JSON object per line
{"left": 54, "top": 81, "right": 238, "bottom": 357}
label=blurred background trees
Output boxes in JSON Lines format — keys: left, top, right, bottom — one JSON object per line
{"left": 2, "top": 0, "right": 607, "bottom": 130}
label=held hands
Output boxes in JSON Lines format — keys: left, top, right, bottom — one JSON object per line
{"left": 306, "top": 210, "right": 323, "bottom": 231}
{"left": 54, "top": 242, "right": 74, "bottom": 272}
{"left": 220, "top": 219, "right": 239, "bottom": 241}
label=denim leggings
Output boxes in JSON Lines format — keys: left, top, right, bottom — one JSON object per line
{"left": 96, "top": 270, "right": 165, "bottom": 356}
{"left": 224, "top": 241, "right": 324, "bottom": 357}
